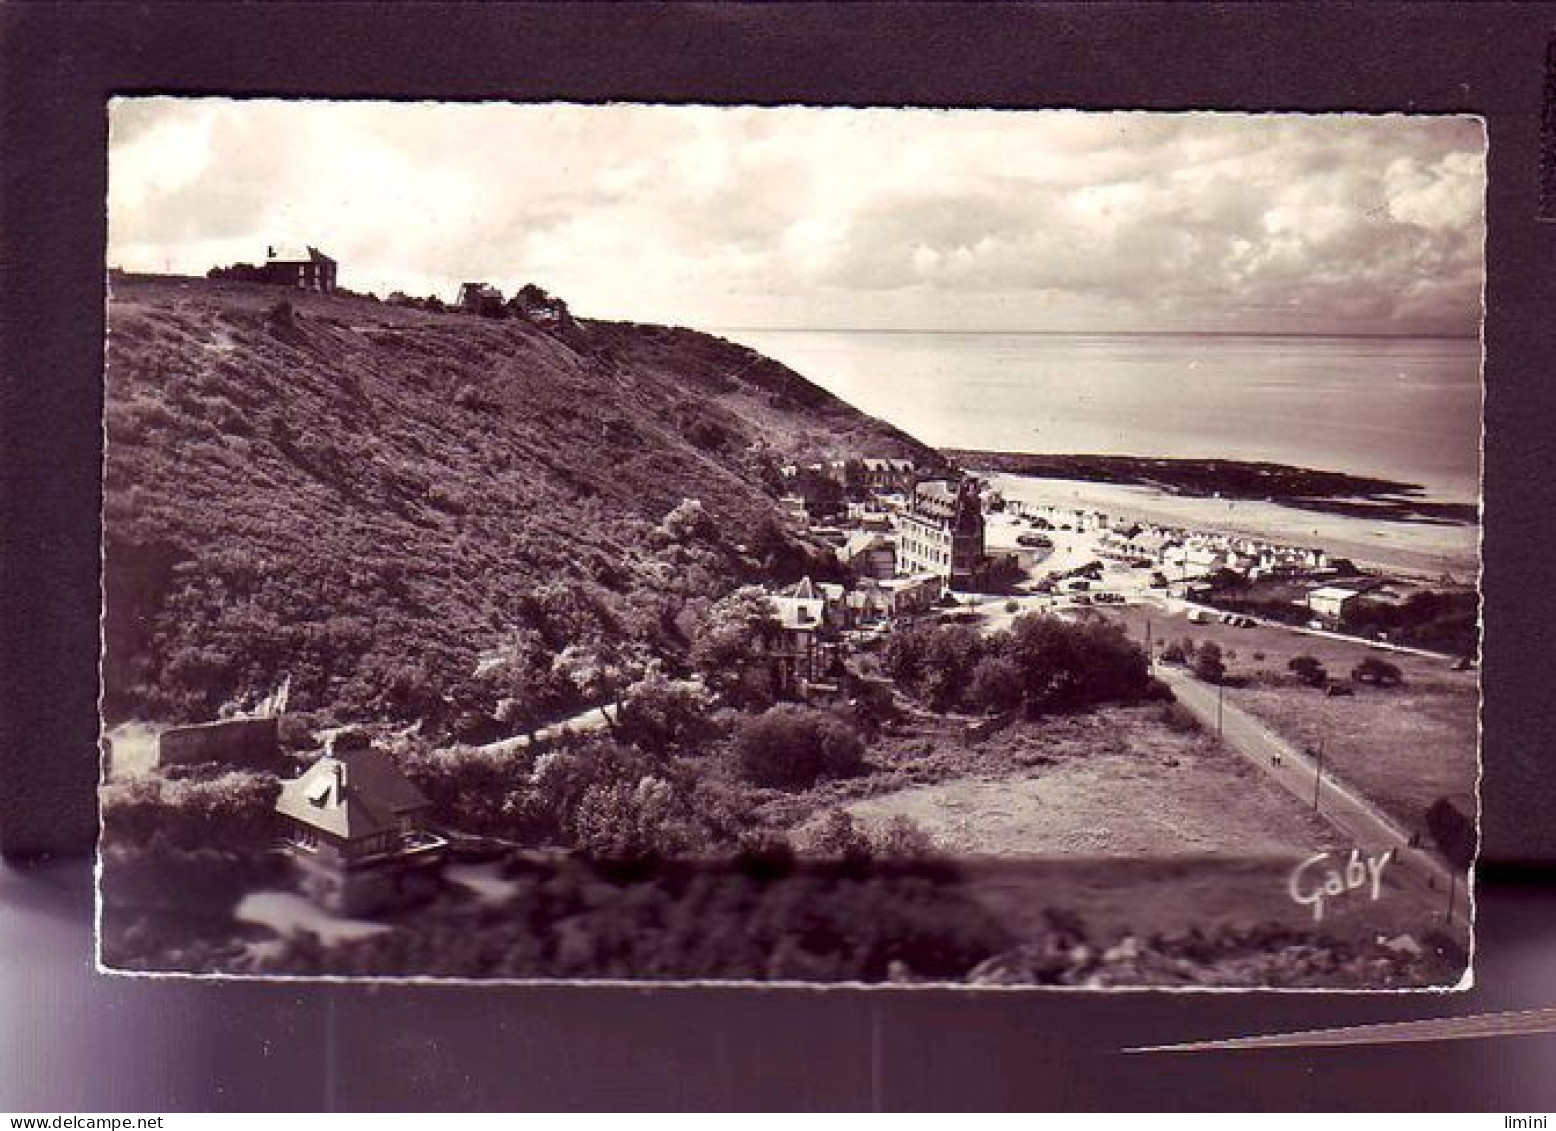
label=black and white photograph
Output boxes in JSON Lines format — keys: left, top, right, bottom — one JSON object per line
{"left": 98, "top": 100, "right": 1483, "bottom": 988}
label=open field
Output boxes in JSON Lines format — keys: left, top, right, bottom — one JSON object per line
{"left": 748, "top": 705, "right": 1337, "bottom": 860}
{"left": 1092, "top": 603, "right": 1479, "bottom": 839}
{"left": 1228, "top": 685, "right": 1477, "bottom": 836}
{"left": 829, "top": 715, "right": 1338, "bottom": 859}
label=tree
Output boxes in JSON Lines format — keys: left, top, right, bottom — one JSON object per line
{"left": 659, "top": 497, "right": 719, "bottom": 544}
{"left": 1206, "top": 568, "right": 1249, "bottom": 592}
{"left": 1192, "top": 642, "right": 1226, "bottom": 684}
{"left": 1288, "top": 655, "right": 1328, "bottom": 687}
{"left": 616, "top": 664, "right": 716, "bottom": 756}
{"left": 969, "top": 652, "right": 1024, "bottom": 714}
{"left": 847, "top": 679, "right": 899, "bottom": 741}
{"left": 1004, "top": 613, "right": 1148, "bottom": 714}
{"left": 481, "top": 627, "right": 574, "bottom": 737}
{"left": 1351, "top": 657, "right": 1404, "bottom": 686}
{"left": 792, "top": 467, "right": 845, "bottom": 519}
{"left": 917, "top": 624, "right": 986, "bottom": 712}
{"left": 1425, "top": 798, "right": 1476, "bottom": 871}
{"left": 690, "top": 587, "right": 783, "bottom": 708}
{"left": 733, "top": 705, "right": 864, "bottom": 787}
{"left": 552, "top": 639, "right": 649, "bottom": 728}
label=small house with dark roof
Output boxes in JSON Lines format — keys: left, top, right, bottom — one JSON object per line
{"left": 261, "top": 244, "right": 338, "bottom": 293}
{"left": 458, "top": 281, "right": 505, "bottom": 315}
{"left": 275, "top": 731, "right": 445, "bottom": 915}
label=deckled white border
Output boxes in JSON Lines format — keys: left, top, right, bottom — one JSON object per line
{"left": 94, "top": 100, "right": 1487, "bottom": 993}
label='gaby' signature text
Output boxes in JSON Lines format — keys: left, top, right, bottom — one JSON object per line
{"left": 1288, "top": 848, "right": 1394, "bottom": 923}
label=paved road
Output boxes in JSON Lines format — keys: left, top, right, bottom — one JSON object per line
{"left": 1155, "top": 663, "right": 1471, "bottom": 934}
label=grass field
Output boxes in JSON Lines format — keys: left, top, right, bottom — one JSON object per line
{"left": 747, "top": 703, "right": 1334, "bottom": 857}
{"left": 1095, "top": 603, "right": 1479, "bottom": 838}
{"left": 828, "top": 711, "right": 1339, "bottom": 859}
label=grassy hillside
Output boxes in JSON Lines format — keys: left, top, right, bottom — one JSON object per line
{"left": 102, "top": 274, "right": 933, "bottom": 728}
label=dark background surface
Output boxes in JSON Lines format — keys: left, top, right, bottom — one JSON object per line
{"left": 1, "top": 0, "right": 1553, "bottom": 1111}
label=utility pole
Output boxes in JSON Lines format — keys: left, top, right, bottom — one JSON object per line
{"left": 1312, "top": 737, "right": 1324, "bottom": 812}
{"left": 1145, "top": 618, "right": 1153, "bottom": 673}
{"left": 1216, "top": 679, "right": 1223, "bottom": 738}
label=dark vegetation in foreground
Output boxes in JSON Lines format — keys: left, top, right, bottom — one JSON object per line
{"left": 100, "top": 848, "right": 1466, "bottom": 987}
{"left": 949, "top": 451, "right": 1478, "bottom": 524}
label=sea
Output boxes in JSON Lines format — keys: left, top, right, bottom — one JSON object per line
{"left": 720, "top": 329, "right": 1484, "bottom": 508}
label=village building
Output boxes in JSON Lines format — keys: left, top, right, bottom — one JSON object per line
{"left": 838, "top": 530, "right": 896, "bottom": 579}
{"left": 275, "top": 731, "right": 447, "bottom": 916}
{"left": 848, "top": 573, "right": 944, "bottom": 623}
{"left": 1307, "top": 585, "right": 1363, "bottom": 623}
{"left": 509, "top": 283, "right": 575, "bottom": 330}
{"left": 777, "top": 494, "right": 810, "bottom": 526}
{"left": 155, "top": 716, "right": 281, "bottom": 772}
{"left": 457, "top": 282, "right": 505, "bottom": 315}
{"left": 261, "top": 245, "right": 338, "bottom": 293}
{"left": 894, "top": 478, "right": 986, "bottom": 587}
{"left": 764, "top": 577, "right": 849, "bottom": 697}
{"left": 818, "top": 456, "right": 919, "bottom": 494}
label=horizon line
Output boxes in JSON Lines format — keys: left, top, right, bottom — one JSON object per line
{"left": 709, "top": 325, "right": 1482, "bottom": 342}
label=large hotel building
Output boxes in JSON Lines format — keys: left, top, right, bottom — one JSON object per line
{"left": 894, "top": 478, "right": 986, "bottom": 588}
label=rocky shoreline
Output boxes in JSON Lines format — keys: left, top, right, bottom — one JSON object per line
{"left": 946, "top": 451, "right": 1478, "bottom": 526}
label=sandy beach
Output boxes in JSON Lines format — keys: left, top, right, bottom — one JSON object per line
{"left": 984, "top": 471, "right": 1480, "bottom": 580}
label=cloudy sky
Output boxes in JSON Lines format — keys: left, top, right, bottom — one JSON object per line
{"left": 109, "top": 100, "right": 1485, "bottom": 335}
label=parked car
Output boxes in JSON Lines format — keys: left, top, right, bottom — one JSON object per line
{"left": 1186, "top": 609, "right": 1211, "bottom": 624}
{"left": 1326, "top": 684, "right": 1355, "bottom": 697}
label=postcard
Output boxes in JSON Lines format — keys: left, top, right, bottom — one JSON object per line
{"left": 98, "top": 100, "right": 1482, "bottom": 987}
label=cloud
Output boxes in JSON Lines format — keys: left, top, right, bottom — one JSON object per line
{"left": 108, "top": 101, "right": 1484, "bottom": 335}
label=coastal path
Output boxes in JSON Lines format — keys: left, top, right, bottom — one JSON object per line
{"left": 1154, "top": 664, "right": 1471, "bottom": 934}
{"left": 475, "top": 703, "right": 615, "bottom": 757}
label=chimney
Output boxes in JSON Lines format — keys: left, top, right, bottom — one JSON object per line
{"left": 332, "top": 761, "right": 348, "bottom": 801}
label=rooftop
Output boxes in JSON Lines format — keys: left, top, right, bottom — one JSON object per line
{"left": 275, "top": 744, "right": 429, "bottom": 841}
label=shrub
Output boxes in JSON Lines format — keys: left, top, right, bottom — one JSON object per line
{"left": 847, "top": 679, "right": 899, "bottom": 740}
{"left": 570, "top": 775, "right": 704, "bottom": 859}
{"left": 806, "top": 809, "right": 872, "bottom": 859}
{"left": 1352, "top": 657, "right": 1404, "bottom": 686}
{"left": 659, "top": 497, "right": 719, "bottom": 544}
{"left": 1288, "top": 655, "right": 1328, "bottom": 687}
{"left": 1156, "top": 700, "right": 1202, "bottom": 734}
{"left": 871, "top": 815, "right": 937, "bottom": 859}
{"left": 1161, "top": 643, "right": 1187, "bottom": 665}
{"left": 100, "top": 770, "right": 281, "bottom": 854}
{"left": 734, "top": 705, "right": 865, "bottom": 788}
